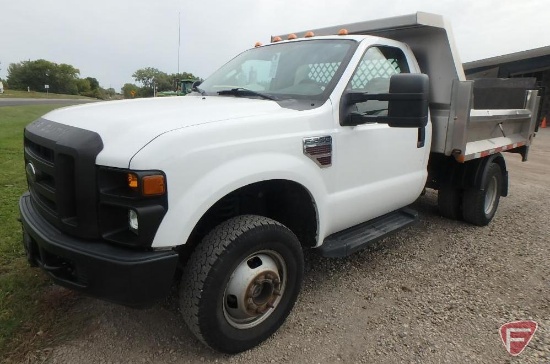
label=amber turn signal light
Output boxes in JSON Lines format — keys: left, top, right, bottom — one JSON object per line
{"left": 127, "top": 173, "right": 138, "bottom": 188}
{"left": 142, "top": 175, "right": 166, "bottom": 196}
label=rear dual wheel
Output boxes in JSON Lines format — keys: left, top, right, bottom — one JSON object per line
{"left": 462, "top": 163, "right": 502, "bottom": 226}
{"left": 437, "top": 185, "right": 462, "bottom": 220}
{"left": 437, "top": 162, "right": 502, "bottom": 226}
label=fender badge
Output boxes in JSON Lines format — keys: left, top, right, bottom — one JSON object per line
{"left": 303, "top": 135, "right": 332, "bottom": 168}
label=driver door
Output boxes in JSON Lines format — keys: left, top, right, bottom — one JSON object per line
{"left": 332, "top": 45, "right": 429, "bottom": 229}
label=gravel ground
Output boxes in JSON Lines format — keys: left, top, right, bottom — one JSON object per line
{"left": 34, "top": 128, "right": 550, "bottom": 363}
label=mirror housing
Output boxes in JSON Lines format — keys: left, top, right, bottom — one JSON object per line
{"left": 191, "top": 80, "right": 203, "bottom": 92}
{"left": 342, "top": 73, "right": 429, "bottom": 128}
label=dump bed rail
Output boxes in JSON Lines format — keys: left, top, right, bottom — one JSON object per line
{"left": 448, "top": 80, "right": 539, "bottom": 162}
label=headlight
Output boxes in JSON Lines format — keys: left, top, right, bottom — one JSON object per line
{"left": 98, "top": 167, "right": 168, "bottom": 248}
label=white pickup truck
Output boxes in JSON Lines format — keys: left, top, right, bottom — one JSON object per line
{"left": 19, "top": 12, "right": 539, "bottom": 353}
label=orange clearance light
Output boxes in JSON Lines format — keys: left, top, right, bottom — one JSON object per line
{"left": 254, "top": 41, "right": 262, "bottom": 47}
{"left": 142, "top": 175, "right": 166, "bottom": 196}
{"left": 272, "top": 36, "right": 282, "bottom": 42}
{"left": 304, "top": 31, "right": 315, "bottom": 38}
{"left": 338, "top": 29, "right": 349, "bottom": 35}
{"left": 288, "top": 33, "right": 297, "bottom": 40}
{"left": 127, "top": 173, "right": 138, "bottom": 188}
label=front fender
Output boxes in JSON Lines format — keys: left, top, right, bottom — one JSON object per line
{"left": 150, "top": 153, "right": 328, "bottom": 248}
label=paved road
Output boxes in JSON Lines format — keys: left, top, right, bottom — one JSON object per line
{"left": 0, "top": 98, "right": 97, "bottom": 107}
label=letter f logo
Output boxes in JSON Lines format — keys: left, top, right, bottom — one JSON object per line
{"left": 499, "top": 321, "right": 538, "bottom": 356}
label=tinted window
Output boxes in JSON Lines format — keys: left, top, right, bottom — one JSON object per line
{"left": 348, "top": 46, "right": 410, "bottom": 116}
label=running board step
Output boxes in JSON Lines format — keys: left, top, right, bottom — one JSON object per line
{"left": 318, "top": 208, "right": 418, "bottom": 258}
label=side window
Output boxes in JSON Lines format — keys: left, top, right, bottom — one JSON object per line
{"left": 349, "top": 46, "right": 410, "bottom": 116}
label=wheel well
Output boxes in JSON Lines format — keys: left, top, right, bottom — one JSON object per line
{"left": 427, "top": 153, "right": 508, "bottom": 196}
{"left": 177, "top": 180, "right": 318, "bottom": 263}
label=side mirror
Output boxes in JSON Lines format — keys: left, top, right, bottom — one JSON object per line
{"left": 191, "top": 80, "right": 203, "bottom": 92}
{"left": 342, "top": 73, "right": 429, "bottom": 128}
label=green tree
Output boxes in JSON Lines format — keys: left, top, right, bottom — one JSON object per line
{"left": 76, "top": 78, "right": 92, "bottom": 94}
{"left": 54, "top": 63, "right": 79, "bottom": 94}
{"left": 86, "top": 77, "right": 100, "bottom": 90}
{"left": 132, "top": 67, "right": 172, "bottom": 92}
{"left": 170, "top": 72, "right": 199, "bottom": 81}
{"left": 168, "top": 72, "right": 199, "bottom": 92}
{"left": 90, "top": 88, "right": 107, "bottom": 99}
{"left": 131, "top": 68, "right": 201, "bottom": 95}
{"left": 7, "top": 59, "right": 80, "bottom": 94}
{"left": 122, "top": 83, "right": 139, "bottom": 98}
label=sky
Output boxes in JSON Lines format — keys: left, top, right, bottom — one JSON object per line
{"left": 1, "top": 0, "right": 549, "bottom": 91}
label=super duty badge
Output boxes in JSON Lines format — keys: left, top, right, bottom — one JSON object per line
{"left": 303, "top": 136, "right": 332, "bottom": 167}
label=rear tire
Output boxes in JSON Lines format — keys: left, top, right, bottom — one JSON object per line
{"left": 462, "top": 163, "right": 502, "bottom": 226}
{"left": 180, "top": 215, "right": 304, "bottom": 353}
{"left": 437, "top": 185, "right": 462, "bottom": 220}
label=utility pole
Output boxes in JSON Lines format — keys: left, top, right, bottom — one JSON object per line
{"left": 178, "top": 12, "right": 181, "bottom": 75}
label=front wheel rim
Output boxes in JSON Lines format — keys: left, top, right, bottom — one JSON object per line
{"left": 484, "top": 175, "right": 498, "bottom": 215}
{"left": 223, "top": 250, "right": 287, "bottom": 329}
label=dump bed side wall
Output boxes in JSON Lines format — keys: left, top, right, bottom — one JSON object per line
{"left": 449, "top": 83, "right": 539, "bottom": 163}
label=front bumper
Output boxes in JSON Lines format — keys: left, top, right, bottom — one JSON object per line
{"left": 19, "top": 192, "right": 179, "bottom": 306}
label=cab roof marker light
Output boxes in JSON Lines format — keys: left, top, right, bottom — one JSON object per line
{"left": 338, "top": 29, "right": 349, "bottom": 35}
{"left": 304, "top": 31, "right": 315, "bottom": 38}
{"left": 287, "top": 33, "right": 297, "bottom": 40}
{"left": 254, "top": 41, "right": 262, "bottom": 47}
{"left": 272, "top": 36, "right": 282, "bottom": 43}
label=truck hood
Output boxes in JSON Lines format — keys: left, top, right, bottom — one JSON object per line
{"left": 43, "top": 96, "right": 288, "bottom": 167}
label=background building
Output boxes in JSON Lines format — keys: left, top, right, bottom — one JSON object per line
{"left": 464, "top": 46, "right": 550, "bottom": 125}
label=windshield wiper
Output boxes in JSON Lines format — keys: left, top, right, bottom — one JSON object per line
{"left": 217, "top": 88, "right": 278, "bottom": 101}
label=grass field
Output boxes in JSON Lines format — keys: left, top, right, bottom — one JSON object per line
{"left": 0, "top": 89, "right": 93, "bottom": 99}
{"left": 0, "top": 104, "right": 82, "bottom": 359}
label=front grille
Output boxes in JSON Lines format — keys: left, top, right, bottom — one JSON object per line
{"left": 24, "top": 118, "right": 103, "bottom": 239}
{"left": 24, "top": 139, "right": 58, "bottom": 214}
{"left": 26, "top": 139, "right": 54, "bottom": 163}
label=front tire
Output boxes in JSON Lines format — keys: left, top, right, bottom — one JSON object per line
{"left": 180, "top": 215, "right": 304, "bottom": 353}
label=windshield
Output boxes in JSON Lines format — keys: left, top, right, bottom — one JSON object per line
{"left": 198, "top": 39, "right": 357, "bottom": 101}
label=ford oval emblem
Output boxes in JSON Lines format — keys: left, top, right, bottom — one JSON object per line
{"left": 26, "top": 162, "right": 36, "bottom": 183}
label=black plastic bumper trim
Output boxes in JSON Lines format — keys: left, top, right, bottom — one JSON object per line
{"left": 19, "top": 193, "right": 179, "bottom": 307}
